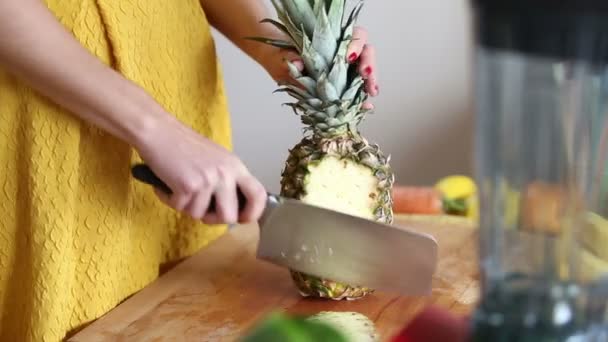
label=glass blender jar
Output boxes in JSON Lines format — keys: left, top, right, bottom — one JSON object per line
{"left": 470, "top": 1, "right": 608, "bottom": 340}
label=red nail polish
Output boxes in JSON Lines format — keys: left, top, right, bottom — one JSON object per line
{"left": 364, "top": 66, "right": 372, "bottom": 76}
{"left": 348, "top": 53, "right": 358, "bottom": 63}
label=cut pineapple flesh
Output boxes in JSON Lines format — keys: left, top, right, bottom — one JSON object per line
{"left": 301, "top": 156, "right": 378, "bottom": 220}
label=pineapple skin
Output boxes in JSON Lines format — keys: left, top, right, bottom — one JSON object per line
{"left": 280, "top": 134, "right": 394, "bottom": 300}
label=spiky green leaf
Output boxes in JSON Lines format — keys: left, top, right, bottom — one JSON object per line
{"left": 342, "top": 75, "right": 364, "bottom": 101}
{"left": 245, "top": 37, "right": 296, "bottom": 51}
{"left": 312, "top": 5, "right": 337, "bottom": 64}
{"left": 283, "top": 103, "right": 302, "bottom": 115}
{"left": 281, "top": 84, "right": 311, "bottom": 99}
{"left": 353, "top": 84, "right": 368, "bottom": 104}
{"left": 313, "top": 0, "right": 324, "bottom": 14}
{"left": 270, "top": 0, "right": 305, "bottom": 52}
{"left": 307, "top": 111, "right": 327, "bottom": 121}
{"left": 260, "top": 18, "right": 290, "bottom": 36}
{"left": 301, "top": 115, "right": 315, "bottom": 125}
{"left": 306, "top": 98, "right": 323, "bottom": 108}
{"left": 328, "top": 58, "right": 347, "bottom": 95}
{"left": 286, "top": 60, "right": 302, "bottom": 79}
{"left": 327, "top": 117, "right": 344, "bottom": 127}
{"left": 327, "top": 0, "right": 345, "bottom": 38}
{"left": 282, "top": 0, "right": 316, "bottom": 37}
{"left": 295, "top": 76, "right": 317, "bottom": 95}
{"left": 342, "top": 1, "right": 363, "bottom": 41}
{"left": 324, "top": 104, "right": 339, "bottom": 117}
{"left": 302, "top": 33, "right": 328, "bottom": 78}
{"left": 316, "top": 73, "right": 339, "bottom": 102}
{"left": 335, "top": 35, "right": 350, "bottom": 62}
{"left": 298, "top": 101, "right": 319, "bottom": 111}
{"left": 260, "top": 19, "right": 302, "bottom": 51}
{"left": 316, "top": 123, "right": 330, "bottom": 130}
{"left": 274, "top": 88, "right": 306, "bottom": 101}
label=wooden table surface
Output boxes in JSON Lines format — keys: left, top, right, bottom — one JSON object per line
{"left": 69, "top": 215, "right": 479, "bottom": 342}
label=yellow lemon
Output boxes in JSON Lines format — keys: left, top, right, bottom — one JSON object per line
{"left": 435, "top": 175, "right": 477, "bottom": 200}
{"left": 435, "top": 175, "right": 478, "bottom": 219}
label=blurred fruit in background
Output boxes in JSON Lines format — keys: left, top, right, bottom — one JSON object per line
{"left": 392, "top": 175, "right": 478, "bottom": 221}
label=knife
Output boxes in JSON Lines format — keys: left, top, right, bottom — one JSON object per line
{"left": 131, "top": 163, "right": 439, "bottom": 296}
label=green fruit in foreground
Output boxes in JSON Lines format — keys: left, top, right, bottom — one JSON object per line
{"left": 240, "top": 311, "right": 379, "bottom": 342}
{"left": 308, "top": 311, "right": 379, "bottom": 342}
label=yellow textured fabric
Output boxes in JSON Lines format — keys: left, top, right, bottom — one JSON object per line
{"left": 0, "top": 1, "right": 232, "bottom": 341}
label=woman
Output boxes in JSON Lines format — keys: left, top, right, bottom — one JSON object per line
{"left": 0, "top": 0, "right": 379, "bottom": 340}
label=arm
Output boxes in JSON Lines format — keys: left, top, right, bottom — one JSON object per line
{"left": 199, "top": 0, "right": 288, "bottom": 75}
{"left": 0, "top": 0, "right": 161, "bottom": 146}
{"left": 0, "top": 0, "right": 267, "bottom": 223}
{"left": 200, "top": 0, "right": 380, "bottom": 98}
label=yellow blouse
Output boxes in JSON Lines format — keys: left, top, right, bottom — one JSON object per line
{"left": 0, "top": 1, "right": 232, "bottom": 340}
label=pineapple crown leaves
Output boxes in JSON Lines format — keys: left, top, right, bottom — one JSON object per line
{"left": 249, "top": 0, "right": 371, "bottom": 137}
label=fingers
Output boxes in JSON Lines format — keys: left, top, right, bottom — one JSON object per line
{"left": 271, "top": 50, "right": 304, "bottom": 83}
{"left": 346, "top": 27, "right": 379, "bottom": 104}
{"left": 203, "top": 170, "right": 239, "bottom": 225}
{"left": 154, "top": 187, "right": 173, "bottom": 207}
{"left": 362, "top": 101, "right": 374, "bottom": 110}
{"left": 346, "top": 26, "right": 368, "bottom": 63}
{"left": 183, "top": 187, "right": 213, "bottom": 220}
{"left": 285, "top": 52, "right": 304, "bottom": 73}
{"left": 359, "top": 44, "right": 379, "bottom": 97}
{"left": 155, "top": 187, "right": 191, "bottom": 212}
{"left": 153, "top": 166, "right": 266, "bottom": 225}
{"left": 237, "top": 175, "right": 267, "bottom": 223}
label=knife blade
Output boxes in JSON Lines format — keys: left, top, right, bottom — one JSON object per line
{"left": 257, "top": 194, "right": 438, "bottom": 296}
{"left": 131, "top": 163, "right": 438, "bottom": 295}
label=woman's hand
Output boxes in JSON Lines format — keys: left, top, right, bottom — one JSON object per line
{"left": 0, "top": 0, "right": 267, "bottom": 225}
{"left": 200, "top": 1, "right": 378, "bottom": 107}
{"left": 134, "top": 114, "right": 267, "bottom": 225}
{"left": 260, "top": 27, "right": 379, "bottom": 109}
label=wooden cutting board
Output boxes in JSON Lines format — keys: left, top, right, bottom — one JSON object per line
{"left": 69, "top": 215, "right": 479, "bottom": 342}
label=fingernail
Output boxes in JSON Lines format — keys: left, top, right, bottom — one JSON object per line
{"left": 374, "top": 85, "right": 380, "bottom": 95}
{"left": 364, "top": 66, "right": 372, "bottom": 76}
{"left": 291, "top": 59, "right": 304, "bottom": 70}
{"left": 348, "top": 52, "right": 358, "bottom": 63}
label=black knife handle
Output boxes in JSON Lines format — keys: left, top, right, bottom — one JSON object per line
{"left": 131, "top": 163, "right": 247, "bottom": 213}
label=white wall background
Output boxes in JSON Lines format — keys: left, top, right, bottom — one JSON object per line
{"left": 212, "top": 0, "right": 475, "bottom": 193}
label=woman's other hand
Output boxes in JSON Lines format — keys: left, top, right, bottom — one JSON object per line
{"left": 260, "top": 26, "right": 379, "bottom": 109}
{"left": 133, "top": 114, "right": 267, "bottom": 225}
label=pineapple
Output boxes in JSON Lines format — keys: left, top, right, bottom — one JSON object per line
{"left": 252, "top": 0, "right": 394, "bottom": 300}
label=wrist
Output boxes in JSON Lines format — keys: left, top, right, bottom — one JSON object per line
{"left": 247, "top": 27, "right": 290, "bottom": 70}
{"left": 121, "top": 93, "right": 173, "bottom": 152}
{"left": 97, "top": 76, "right": 174, "bottom": 151}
